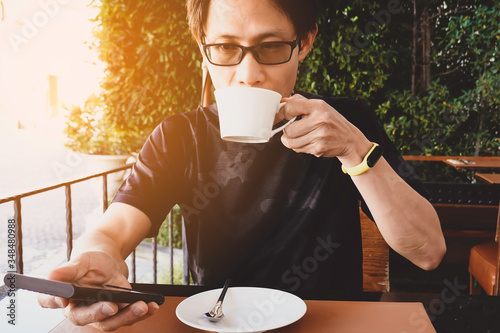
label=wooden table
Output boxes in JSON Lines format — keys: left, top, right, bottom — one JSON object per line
{"left": 444, "top": 158, "right": 500, "bottom": 169}
{"left": 3, "top": 284, "right": 498, "bottom": 332}
{"left": 403, "top": 155, "right": 500, "bottom": 170}
{"left": 475, "top": 173, "right": 500, "bottom": 184}
{"left": 50, "top": 295, "right": 434, "bottom": 333}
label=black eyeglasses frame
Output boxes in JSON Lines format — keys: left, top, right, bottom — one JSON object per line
{"left": 201, "top": 37, "right": 301, "bottom": 67}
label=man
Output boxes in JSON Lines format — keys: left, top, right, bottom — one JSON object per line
{"left": 39, "top": 0, "right": 446, "bottom": 331}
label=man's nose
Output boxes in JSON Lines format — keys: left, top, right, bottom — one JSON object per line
{"left": 234, "top": 51, "right": 265, "bottom": 86}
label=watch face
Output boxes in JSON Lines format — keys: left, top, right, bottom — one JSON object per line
{"left": 367, "top": 145, "right": 383, "bottom": 167}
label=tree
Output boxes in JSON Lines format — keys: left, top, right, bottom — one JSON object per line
{"left": 296, "top": 0, "right": 398, "bottom": 105}
{"left": 439, "top": 2, "right": 500, "bottom": 155}
{"left": 379, "top": 0, "right": 499, "bottom": 155}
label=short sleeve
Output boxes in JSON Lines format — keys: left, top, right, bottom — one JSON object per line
{"left": 112, "top": 114, "right": 193, "bottom": 237}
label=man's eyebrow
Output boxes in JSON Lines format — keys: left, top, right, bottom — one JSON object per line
{"left": 257, "top": 31, "right": 294, "bottom": 40}
{"left": 210, "top": 30, "right": 293, "bottom": 42}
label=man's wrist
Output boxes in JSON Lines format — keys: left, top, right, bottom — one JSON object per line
{"left": 341, "top": 142, "right": 383, "bottom": 176}
{"left": 338, "top": 140, "right": 373, "bottom": 168}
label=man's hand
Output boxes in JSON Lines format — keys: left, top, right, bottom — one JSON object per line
{"left": 280, "top": 94, "right": 371, "bottom": 164}
{"left": 38, "top": 251, "right": 159, "bottom": 332}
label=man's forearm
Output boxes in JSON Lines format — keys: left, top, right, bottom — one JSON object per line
{"left": 70, "top": 202, "right": 153, "bottom": 277}
{"left": 349, "top": 157, "right": 446, "bottom": 270}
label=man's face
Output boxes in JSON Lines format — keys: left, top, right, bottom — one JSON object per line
{"left": 201, "top": 0, "right": 310, "bottom": 98}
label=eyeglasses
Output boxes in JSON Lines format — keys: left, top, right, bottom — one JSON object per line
{"left": 202, "top": 37, "right": 300, "bottom": 66}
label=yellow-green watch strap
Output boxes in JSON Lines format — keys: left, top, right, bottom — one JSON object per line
{"left": 341, "top": 142, "right": 383, "bottom": 176}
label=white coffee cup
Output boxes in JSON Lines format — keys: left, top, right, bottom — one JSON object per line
{"left": 214, "top": 86, "right": 296, "bottom": 143}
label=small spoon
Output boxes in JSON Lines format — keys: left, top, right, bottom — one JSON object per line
{"left": 204, "top": 279, "right": 231, "bottom": 321}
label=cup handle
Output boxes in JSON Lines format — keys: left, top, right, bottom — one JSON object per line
{"left": 271, "top": 102, "right": 296, "bottom": 136}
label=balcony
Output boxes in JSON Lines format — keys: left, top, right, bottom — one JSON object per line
{"left": 0, "top": 162, "right": 189, "bottom": 285}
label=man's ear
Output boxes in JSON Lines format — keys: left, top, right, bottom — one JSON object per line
{"left": 195, "top": 37, "right": 204, "bottom": 54}
{"left": 298, "top": 24, "right": 318, "bottom": 61}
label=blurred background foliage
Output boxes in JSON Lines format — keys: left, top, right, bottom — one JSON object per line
{"left": 86, "top": 0, "right": 201, "bottom": 154}
{"left": 297, "top": 0, "right": 499, "bottom": 156}
{"left": 82, "top": 0, "right": 498, "bottom": 157}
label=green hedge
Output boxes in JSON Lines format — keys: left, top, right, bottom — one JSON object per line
{"left": 297, "top": 0, "right": 499, "bottom": 156}
{"left": 93, "top": 0, "right": 201, "bottom": 154}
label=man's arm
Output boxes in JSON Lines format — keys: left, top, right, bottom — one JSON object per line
{"left": 71, "top": 202, "right": 152, "bottom": 264}
{"left": 38, "top": 202, "right": 159, "bottom": 331}
{"left": 281, "top": 95, "right": 446, "bottom": 270}
{"left": 345, "top": 156, "right": 445, "bottom": 270}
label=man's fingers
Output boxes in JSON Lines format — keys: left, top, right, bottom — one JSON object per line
{"left": 38, "top": 294, "right": 68, "bottom": 309}
{"left": 281, "top": 97, "right": 336, "bottom": 139}
{"left": 283, "top": 119, "right": 314, "bottom": 139}
{"left": 281, "top": 132, "right": 312, "bottom": 151}
{"left": 90, "top": 302, "right": 159, "bottom": 332}
{"left": 65, "top": 301, "right": 119, "bottom": 327}
{"left": 63, "top": 300, "right": 159, "bottom": 331}
{"left": 281, "top": 94, "right": 315, "bottom": 119}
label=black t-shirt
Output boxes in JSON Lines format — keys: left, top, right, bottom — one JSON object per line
{"left": 113, "top": 93, "right": 425, "bottom": 293}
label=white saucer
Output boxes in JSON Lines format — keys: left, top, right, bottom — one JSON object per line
{"left": 175, "top": 287, "right": 307, "bottom": 333}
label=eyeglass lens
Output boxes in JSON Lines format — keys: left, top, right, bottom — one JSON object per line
{"left": 206, "top": 42, "right": 293, "bottom": 65}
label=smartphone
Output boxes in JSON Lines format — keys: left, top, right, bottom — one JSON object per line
{"left": 4, "top": 273, "right": 165, "bottom": 305}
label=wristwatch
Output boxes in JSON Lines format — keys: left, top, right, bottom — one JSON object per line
{"left": 341, "top": 142, "right": 383, "bottom": 176}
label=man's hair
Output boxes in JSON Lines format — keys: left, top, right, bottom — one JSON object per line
{"left": 186, "top": 0, "right": 318, "bottom": 41}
